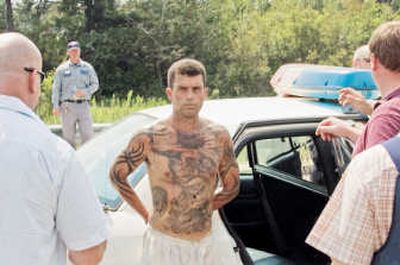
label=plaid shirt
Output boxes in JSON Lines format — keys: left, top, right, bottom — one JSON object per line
{"left": 306, "top": 144, "right": 398, "bottom": 265}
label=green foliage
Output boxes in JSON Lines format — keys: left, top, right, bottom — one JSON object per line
{"left": 0, "top": 2, "right": 5, "bottom": 30}
{"left": 89, "top": 94, "right": 167, "bottom": 124}
{"left": 36, "top": 70, "right": 57, "bottom": 124}
{"left": 3, "top": 0, "right": 400, "bottom": 104}
{"left": 36, "top": 71, "right": 167, "bottom": 124}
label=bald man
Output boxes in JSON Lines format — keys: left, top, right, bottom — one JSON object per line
{"left": 0, "top": 32, "right": 108, "bottom": 265}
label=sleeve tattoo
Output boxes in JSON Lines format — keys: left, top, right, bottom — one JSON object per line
{"left": 109, "top": 132, "right": 150, "bottom": 220}
{"left": 213, "top": 132, "right": 240, "bottom": 209}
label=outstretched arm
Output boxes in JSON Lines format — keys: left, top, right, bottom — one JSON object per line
{"left": 213, "top": 132, "right": 240, "bottom": 210}
{"left": 338, "top": 88, "right": 374, "bottom": 116}
{"left": 109, "top": 132, "right": 151, "bottom": 222}
{"left": 315, "top": 117, "right": 363, "bottom": 143}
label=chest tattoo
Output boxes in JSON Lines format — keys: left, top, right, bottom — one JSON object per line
{"left": 149, "top": 129, "right": 222, "bottom": 234}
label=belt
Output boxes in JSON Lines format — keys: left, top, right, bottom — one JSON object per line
{"left": 63, "top": 99, "right": 88, "bottom": 104}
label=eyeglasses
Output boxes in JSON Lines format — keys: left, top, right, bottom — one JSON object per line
{"left": 24, "top": 67, "right": 45, "bottom": 83}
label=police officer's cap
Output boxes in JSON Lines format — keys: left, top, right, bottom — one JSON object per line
{"left": 67, "top": 41, "right": 80, "bottom": 50}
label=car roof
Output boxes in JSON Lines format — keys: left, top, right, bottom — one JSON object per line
{"left": 137, "top": 96, "right": 356, "bottom": 135}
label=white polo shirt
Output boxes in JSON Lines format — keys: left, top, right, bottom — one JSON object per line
{"left": 0, "top": 95, "right": 109, "bottom": 265}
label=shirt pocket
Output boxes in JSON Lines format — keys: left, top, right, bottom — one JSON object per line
{"left": 80, "top": 69, "right": 89, "bottom": 75}
{"left": 63, "top": 70, "right": 72, "bottom": 77}
{"left": 79, "top": 69, "right": 90, "bottom": 88}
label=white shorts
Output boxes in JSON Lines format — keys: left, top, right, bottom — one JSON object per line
{"left": 140, "top": 226, "right": 243, "bottom": 265}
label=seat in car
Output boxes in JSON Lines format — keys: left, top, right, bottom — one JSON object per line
{"left": 247, "top": 248, "right": 298, "bottom": 265}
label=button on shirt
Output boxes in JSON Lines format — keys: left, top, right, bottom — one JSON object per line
{"left": 306, "top": 144, "right": 398, "bottom": 265}
{"left": 0, "top": 95, "right": 109, "bottom": 265}
{"left": 52, "top": 60, "right": 99, "bottom": 108}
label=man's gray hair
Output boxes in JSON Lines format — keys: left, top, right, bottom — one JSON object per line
{"left": 353, "top": 45, "right": 370, "bottom": 61}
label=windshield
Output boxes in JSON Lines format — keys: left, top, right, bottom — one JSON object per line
{"left": 77, "top": 113, "right": 158, "bottom": 210}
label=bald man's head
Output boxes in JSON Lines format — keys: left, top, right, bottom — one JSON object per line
{"left": 0, "top": 32, "right": 42, "bottom": 109}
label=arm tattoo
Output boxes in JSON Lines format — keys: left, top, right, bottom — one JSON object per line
{"left": 220, "top": 143, "right": 237, "bottom": 177}
{"left": 116, "top": 142, "right": 145, "bottom": 172}
{"left": 109, "top": 133, "right": 150, "bottom": 218}
{"left": 213, "top": 134, "right": 240, "bottom": 209}
{"left": 110, "top": 136, "right": 148, "bottom": 185}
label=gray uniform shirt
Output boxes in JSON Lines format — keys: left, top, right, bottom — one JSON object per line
{"left": 52, "top": 60, "right": 99, "bottom": 108}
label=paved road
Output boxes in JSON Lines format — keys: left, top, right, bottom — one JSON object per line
{"left": 49, "top": 123, "right": 111, "bottom": 147}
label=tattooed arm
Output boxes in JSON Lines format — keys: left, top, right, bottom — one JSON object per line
{"left": 109, "top": 132, "right": 151, "bottom": 222}
{"left": 212, "top": 130, "right": 240, "bottom": 210}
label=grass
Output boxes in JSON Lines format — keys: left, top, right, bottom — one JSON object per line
{"left": 35, "top": 70, "right": 168, "bottom": 124}
{"left": 38, "top": 90, "right": 167, "bottom": 124}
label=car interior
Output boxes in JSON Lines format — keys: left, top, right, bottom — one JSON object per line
{"left": 221, "top": 124, "right": 353, "bottom": 265}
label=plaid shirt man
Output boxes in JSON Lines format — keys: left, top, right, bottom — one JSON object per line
{"left": 306, "top": 143, "right": 398, "bottom": 265}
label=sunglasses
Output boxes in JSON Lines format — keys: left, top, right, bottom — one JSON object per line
{"left": 24, "top": 67, "right": 45, "bottom": 83}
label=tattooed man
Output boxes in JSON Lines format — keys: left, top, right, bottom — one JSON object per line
{"left": 110, "top": 58, "right": 242, "bottom": 265}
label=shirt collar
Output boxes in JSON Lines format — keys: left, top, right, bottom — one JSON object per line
{"left": 0, "top": 95, "right": 44, "bottom": 125}
{"left": 68, "top": 59, "right": 82, "bottom": 67}
{"left": 384, "top": 86, "right": 400, "bottom": 100}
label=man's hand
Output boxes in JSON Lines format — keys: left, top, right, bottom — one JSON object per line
{"left": 316, "top": 117, "right": 361, "bottom": 143}
{"left": 52, "top": 107, "right": 60, "bottom": 116}
{"left": 339, "top": 88, "right": 374, "bottom": 115}
{"left": 74, "top": 89, "right": 86, "bottom": 98}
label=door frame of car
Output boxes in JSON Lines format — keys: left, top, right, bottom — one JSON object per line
{"left": 221, "top": 116, "right": 363, "bottom": 264}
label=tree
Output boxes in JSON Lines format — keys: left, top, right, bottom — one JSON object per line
{"left": 7, "top": 0, "right": 400, "bottom": 99}
{"left": 84, "top": 0, "right": 109, "bottom": 32}
{"left": 4, "top": 0, "right": 14, "bottom": 31}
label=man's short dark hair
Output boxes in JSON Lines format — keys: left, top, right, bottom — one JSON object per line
{"left": 369, "top": 21, "right": 400, "bottom": 72}
{"left": 167, "top": 58, "right": 207, "bottom": 88}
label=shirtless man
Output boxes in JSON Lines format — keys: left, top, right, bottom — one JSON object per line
{"left": 110, "top": 58, "right": 242, "bottom": 265}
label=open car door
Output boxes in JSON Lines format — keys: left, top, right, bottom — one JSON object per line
{"left": 222, "top": 120, "right": 353, "bottom": 264}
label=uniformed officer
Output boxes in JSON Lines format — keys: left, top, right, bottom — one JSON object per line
{"left": 52, "top": 41, "right": 99, "bottom": 148}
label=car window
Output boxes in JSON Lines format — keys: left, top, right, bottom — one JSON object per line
{"left": 77, "top": 113, "right": 157, "bottom": 210}
{"left": 237, "top": 145, "right": 252, "bottom": 175}
{"left": 331, "top": 137, "right": 354, "bottom": 176}
{"left": 255, "top": 135, "right": 324, "bottom": 186}
{"left": 256, "top": 137, "right": 292, "bottom": 164}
